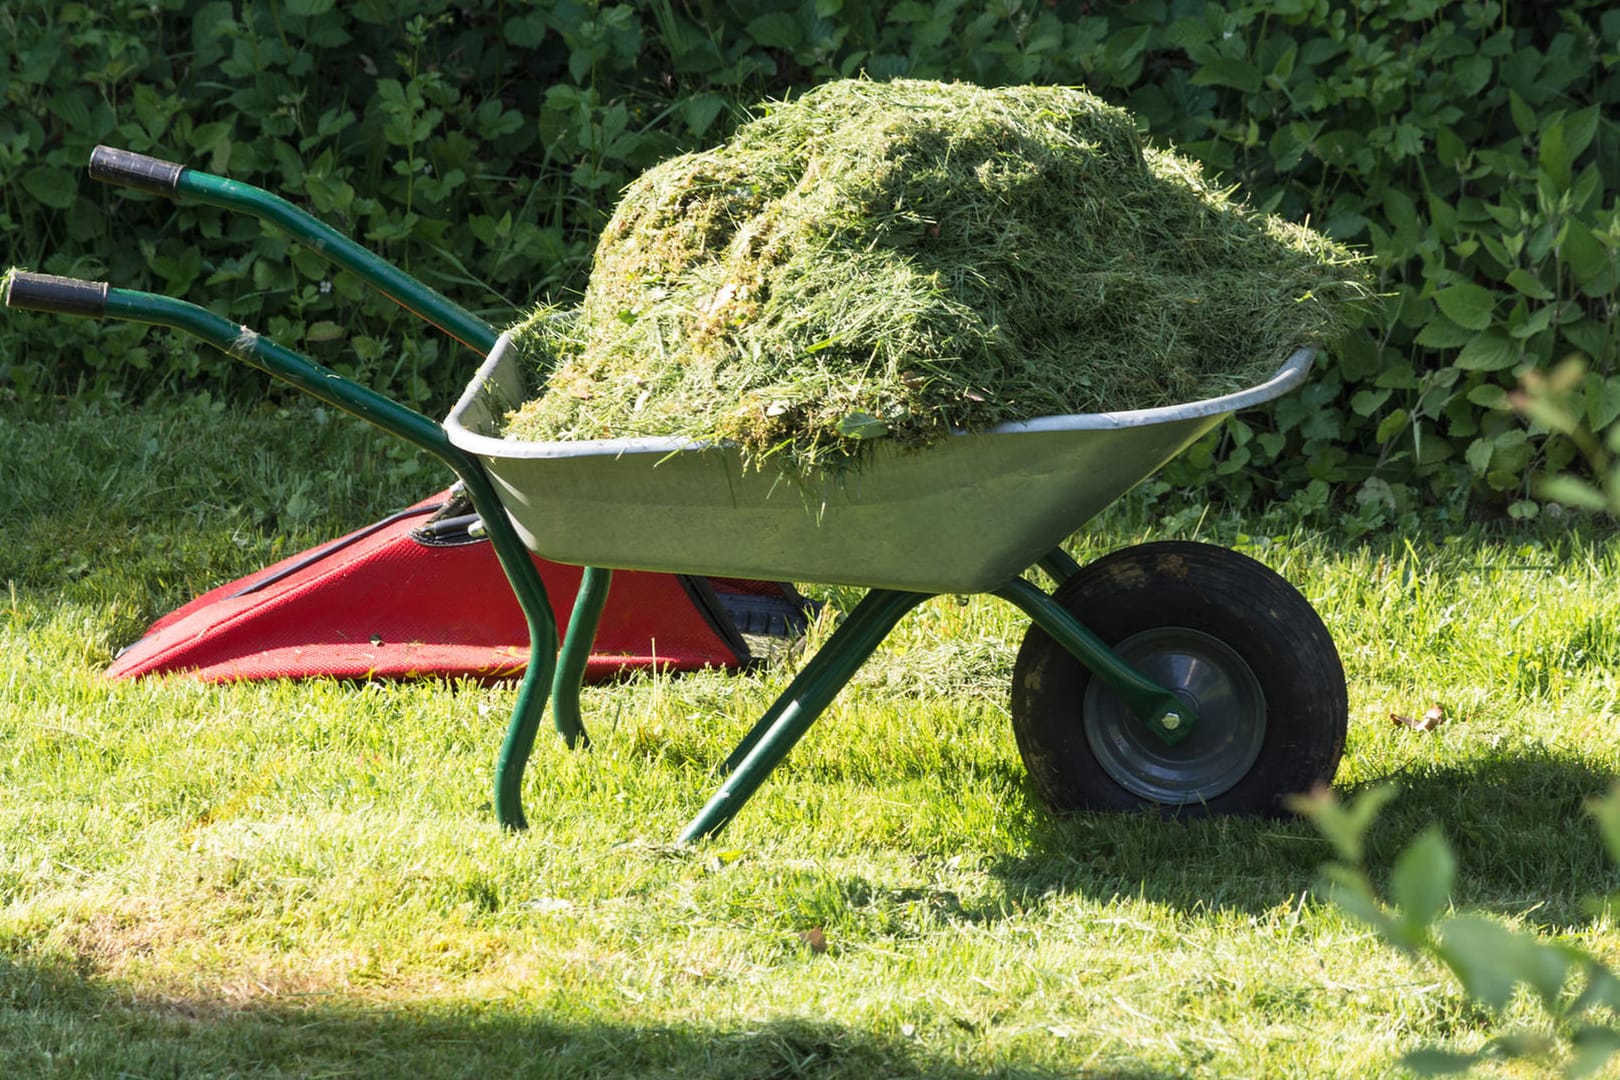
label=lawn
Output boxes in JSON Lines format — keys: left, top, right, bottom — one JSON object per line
{"left": 3, "top": 396, "right": 1620, "bottom": 1078}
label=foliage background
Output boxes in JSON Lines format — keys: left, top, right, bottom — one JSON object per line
{"left": 2, "top": 0, "right": 1617, "bottom": 524}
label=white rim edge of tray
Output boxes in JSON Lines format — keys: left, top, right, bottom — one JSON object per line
{"left": 444, "top": 337, "right": 1318, "bottom": 461}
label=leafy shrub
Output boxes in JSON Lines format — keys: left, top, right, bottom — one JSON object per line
{"left": 2, "top": 0, "right": 1615, "bottom": 516}
{"left": 1298, "top": 784, "right": 1620, "bottom": 1077}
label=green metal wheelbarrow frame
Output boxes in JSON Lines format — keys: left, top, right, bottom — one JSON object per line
{"left": 5, "top": 146, "right": 1288, "bottom": 842}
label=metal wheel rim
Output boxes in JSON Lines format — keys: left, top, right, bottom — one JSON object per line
{"left": 1082, "top": 626, "right": 1266, "bottom": 804}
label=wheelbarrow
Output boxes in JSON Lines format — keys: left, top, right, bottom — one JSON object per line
{"left": 4, "top": 146, "right": 1348, "bottom": 841}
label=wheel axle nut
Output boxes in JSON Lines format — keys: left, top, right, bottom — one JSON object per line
{"left": 1160, "top": 712, "right": 1182, "bottom": 731}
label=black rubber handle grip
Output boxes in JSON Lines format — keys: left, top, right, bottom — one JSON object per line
{"left": 3, "top": 271, "right": 109, "bottom": 317}
{"left": 88, "top": 145, "right": 186, "bottom": 195}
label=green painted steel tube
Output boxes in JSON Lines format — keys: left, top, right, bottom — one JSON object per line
{"left": 94, "top": 288, "right": 561, "bottom": 826}
{"left": 549, "top": 566, "right": 612, "bottom": 748}
{"left": 994, "top": 577, "right": 1194, "bottom": 746}
{"left": 172, "top": 170, "right": 499, "bottom": 355}
{"left": 1037, "top": 547, "right": 1083, "bottom": 586}
{"left": 679, "top": 588, "right": 931, "bottom": 843}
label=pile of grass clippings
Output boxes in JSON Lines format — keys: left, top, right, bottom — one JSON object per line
{"left": 502, "top": 78, "right": 1371, "bottom": 475}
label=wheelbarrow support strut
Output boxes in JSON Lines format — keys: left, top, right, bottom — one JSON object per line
{"left": 5, "top": 145, "right": 1200, "bottom": 842}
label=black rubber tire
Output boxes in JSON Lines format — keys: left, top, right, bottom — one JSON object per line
{"left": 1010, "top": 541, "right": 1346, "bottom": 817}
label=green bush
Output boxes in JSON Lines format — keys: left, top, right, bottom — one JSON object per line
{"left": 2, "top": 0, "right": 1616, "bottom": 517}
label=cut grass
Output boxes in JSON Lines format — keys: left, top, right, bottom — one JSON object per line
{"left": 502, "top": 79, "right": 1371, "bottom": 476}
{"left": 4, "top": 397, "right": 1620, "bottom": 1077}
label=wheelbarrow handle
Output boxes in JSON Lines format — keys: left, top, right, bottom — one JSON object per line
{"left": 88, "top": 146, "right": 186, "bottom": 197}
{"left": 4, "top": 271, "right": 109, "bottom": 318}
{"left": 84, "top": 144, "right": 499, "bottom": 355}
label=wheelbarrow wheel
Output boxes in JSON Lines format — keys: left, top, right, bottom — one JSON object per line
{"left": 1010, "top": 541, "right": 1345, "bottom": 817}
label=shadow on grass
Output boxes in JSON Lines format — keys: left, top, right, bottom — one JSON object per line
{"left": 989, "top": 747, "right": 1620, "bottom": 924}
{"left": 0, "top": 957, "right": 1176, "bottom": 1080}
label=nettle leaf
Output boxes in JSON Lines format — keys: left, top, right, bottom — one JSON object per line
{"left": 680, "top": 93, "right": 726, "bottom": 138}
{"left": 746, "top": 12, "right": 802, "bottom": 49}
{"left": 1433, "top": 284, "right": 1496, "bottom": 331}
{"left": 1466, "top": 385, "right": 1510, "bottom": 410}
{"left": 20, "top": 167, "right": 76, "bottom": 210}
{"left": 1455, "top": 330, "right": 1517, "bottom": 371}
{"left": 1587, "top": 376, "right": 1620, "bottom": 432}
{"left": 1350, "top": 388, "right": 1391, "bottom": 416}
{"left": 1505, "top": 268, "right": 1554, "bottom": 300}
{"left": 505, "top": 13, "right": 547, "bottom": 48}
{"left": 1191, "top": 57, "right": 1261, "bottom": 94}
{"left": 1415, "top": 315, "right": 1473, "bottom": 349}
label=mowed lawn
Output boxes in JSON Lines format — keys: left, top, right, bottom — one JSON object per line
{"left": 4, "top": 398, "right": 1620, "bottom": 1078}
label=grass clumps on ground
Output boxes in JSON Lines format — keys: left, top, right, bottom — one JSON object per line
{"left": 502, "top": 78, "right": 1370, "bottom": 474}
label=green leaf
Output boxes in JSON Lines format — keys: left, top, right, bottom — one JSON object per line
{"left": 1433, "top": 284, "right": 1496, "bottom": 332}
{"left": 1569, "top": 1027, "right": 1620, "bottom": 1080}
{"left": 1455, "top": 331, "right": 1517, "bottom": 371}
{"left": 1588, "top": 787, "right": 1620, "bottom": 866}
{"left": 504, "top": 13, "right": 547, "bottom": 47}
{"left": 20, "top": 167, "right": 76, "bottom": 210}
{"left": 1540, "top": 116, "right": 1572, "bottom": 192}
{"left": 1383, "top": 188, "right": 1419, "bottom": 240}
{"left": 283, "top": 0, "right": 334, "bottom": 13}
{"left": 1435, "top": 915, "right": 1541, "bottom": 1012}
{"left": 1103, "top": 26, "right": 1152, "bottom": 71}
{"left": 1297, "top": 784, "right": 1398, "bottom": 864}
{"left": 1376, "top": 407, "right": 1409, "bottom": 444}
{"left": 680, "top": 93, "right": 726, "bottom": 138}
{"left": 1391, "top": 826, "right": 1454, "bottom": 930}
{"left": 1505, "top": 268, "right": 1554, "bottom": 300}
{"left": 305, "top": 321, "right": 344, "bottom": 343}
{"left": 1190, "top": 57, "right": 1261, "bottom": 94}
{"left": 1323, "top": 872, "right": 1400, "bottom": 940}
{"left": 1537, "top": 475, "right": 1610, "bottom": 511}
{"left": 1566, "top": 105, "right": 1601, "bottom": 162}
{"left": 1465, "top": 438, "right": 1493, "bottom": 475}
{"left": 836, "top": 412, "right": 889, "bottom": 440}
{"left": 1415, "top": 315, "right": 1473, "bottom": 349}
{"left": 1350, "top": 388, "right": 1391, "bottom": 417}
{"left": 1508, "top": 88, "right": 1537, "bottom": 138}
{"left": 746, "top": 12, "right": 801, "bottom": 49}
{"left": 1451, "top": 54, "right": 1492, "bottom": 97}
{"left": 1434, "top": 125, "right": 1468, "bottom": 167}
{"left": 1564, "top": 224, "right": 1616, "bottom": 296}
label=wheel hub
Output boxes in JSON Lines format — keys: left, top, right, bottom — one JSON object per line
{"left": 1082, "top": 627, "right": 1266, "bottom": 805}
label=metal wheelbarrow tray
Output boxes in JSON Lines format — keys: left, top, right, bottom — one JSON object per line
{"left": 448, "top": 334, "right": 1314, "bottom": 595}
{"left": 5, "top": 147, "right": 1349, "bottom": 844}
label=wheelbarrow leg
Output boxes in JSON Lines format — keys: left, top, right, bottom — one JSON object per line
{"left": 549, "top": 566, "right": 611, "bottom": 746}
{"left": 680, "top": 588, "right": 931, "bottom": 843}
